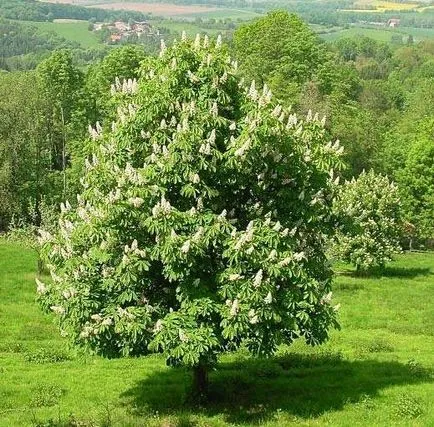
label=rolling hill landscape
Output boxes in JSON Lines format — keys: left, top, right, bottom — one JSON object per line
{"left": 0, "top": 1, "right": 433, "bottom": 426}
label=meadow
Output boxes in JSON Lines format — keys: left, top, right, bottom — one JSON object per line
{"left": 39, "top": 0, "right": 261, "bottom": 20}
{"left": 86, "top": 2, "right": 217, "bottom": 16}
{"left": 22, "top": 20, "right": 101, "bottom": 48}
{"left": 0, "top": 240, "right": 433, "bottom": 426}
{"left": 320, "top": 25, "right": 434, "bottom": 42}
{"left": 15, "top": 18, "right": 434, "bottom": 48}
{"left": 179, "top": 9, "right": 262, "bottom": 21}
{"left": 344, "top": 0, "right": 430, "bottom": 11}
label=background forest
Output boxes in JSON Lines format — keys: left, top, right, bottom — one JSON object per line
{"left": 0, "top": 1, "right": 434, "bottom": 426}
{"left": 1, "top": 4, "right": 433, "bottom": 245}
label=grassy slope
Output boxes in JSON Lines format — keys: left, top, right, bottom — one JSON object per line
{"left": 0, "top": 240, "right": 433, "bottom": 426}
{"left": 22, "top": 20, "right": 101, "bottom": 49}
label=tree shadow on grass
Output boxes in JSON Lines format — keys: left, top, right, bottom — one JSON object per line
{"left": 339, "top": 266, "right": 432, "bottom": 279}
{"left": 121, "top": 352, "right": 433, "bottom": 425}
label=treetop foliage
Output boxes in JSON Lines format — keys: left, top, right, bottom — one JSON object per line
{"left": 398, "top": 133, "right": 434, "bottom": 240}
{"left": 86, "top": 46, "right": 148, "bottom": 125}
{"left": 234, "top": 11, "right": 327, "bottom": 100}
{"left": 38, "top": 33, "right": 343, "bottom": 368}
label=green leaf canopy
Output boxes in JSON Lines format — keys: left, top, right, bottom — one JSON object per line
{"left": 38, "top": 34, "right": 342, "bottom": 367}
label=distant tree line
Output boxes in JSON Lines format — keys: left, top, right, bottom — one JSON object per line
{"left": 305, "top": 9, "right": 434, "bottom": 29}
{"left": 0, "top": 11, "right": 433, "bottom": 245}
{"left": 0, "top": 19, "right": 78, "bottom": 64}
{"left": 0, "top": 0, "right": 149, "bottom": 23}
{"left": 0, "top": 18, "right": 111, "bottom": 71}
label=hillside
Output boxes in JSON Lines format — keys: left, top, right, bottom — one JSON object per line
{"left": 1, "top": 240, "right": 433, "bottom": 426}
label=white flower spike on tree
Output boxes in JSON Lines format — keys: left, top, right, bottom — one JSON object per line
{"left": 37, "top": 34, "right": 343, "bottom": 398}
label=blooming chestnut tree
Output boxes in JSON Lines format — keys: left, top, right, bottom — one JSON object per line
{"left": 331, "top": 170, "right": 402, "bottom": 271}
{"left": 37, "top": 34, "right": 343, "bottom": 396}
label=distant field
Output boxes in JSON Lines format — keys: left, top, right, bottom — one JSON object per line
{"left": 39, "top": 0, "right": 260, "bottom": 19}
{"left": 87, "top": 2, "right": 217, "bottom": 16}
{"left": 181, "top": 8, "right": 262, "bottom": 20}
{"left": 400, "top": 26, "right": 434, "bottom": 40}
{"left": 320, "top": 25, "right": 434, "bottom": 42}
{"left": 153, "top": 14, "right": 259, "bottom": 37}
{"left": 52, "top": 18, "right": 86, "bottom": 23}
{"left": 420, "top": 5, "right": 434, "bottom": 11}
{"left": 375, "top": 0, "right": 416, "bottom": 11}
{"left": 40, "top": 0, "right": 218, "bottom": 17}
{"left": 321, "top": 27, "right": 400, "bottom": 42}
{"left": 360, "top": 0, "right": 417, "bottom": 10}
{"left": 25, "top": 20, "right": 101, "bottom": 48}
{"left": 344, "top": 0, "right": 427, "bottom": 12}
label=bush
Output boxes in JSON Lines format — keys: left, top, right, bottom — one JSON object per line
{"left": 398, "top": 136, "right": 434, "bottom": 242}
{"left": 406, "top": 359, "right": 430, "bottom": 378}
{"left": 393, "top": 394, "right": 424, "bottom": 419}
{"left": 30, "top": 384, "right": 65, "bottom": 407}
{"left": 24, "top": 348, "right": 71, "bottom": 364}
{"left": 331, "top": 170, "right": 402, "bottom": 271}
{"left": 6, "top": 199, "right": 59, "bottom": 249}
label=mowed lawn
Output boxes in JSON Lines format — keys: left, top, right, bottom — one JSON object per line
{"left": 0, "top": 240, "right": 433, "bottom": 426}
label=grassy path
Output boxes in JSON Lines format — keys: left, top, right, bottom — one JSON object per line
{"left": 0, "top": 240, "right": 433, "bottom": 426}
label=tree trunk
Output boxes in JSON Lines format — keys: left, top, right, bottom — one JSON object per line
{"left": 192, "top": 363, "right": 209, "bottom": 400}
{"left": 37, "top": 256, "right": 44, "bottom": 275}
{"left": 60, "top": 105, "right": 67, "bottom": 198}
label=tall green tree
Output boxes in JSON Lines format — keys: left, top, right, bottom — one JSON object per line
{"left": 398, "top": 122, "right": 434, "bottom": 241}
{"left": 37, "top": 50, "right": 84, "bottom": 198}
{"left": 234, "top": 11, "right": 327, "bottom": 101}
{"left": 331, "top": 170, "right": 402, "bottom": 271}
{"left": 0, "top": 72, "right": 51, "bottom": 228}
{"left": 85, "top": 45, "right": 147, "bottom": 125}
{"left": 38, "top": 35, "right": 342, "bottom": 397}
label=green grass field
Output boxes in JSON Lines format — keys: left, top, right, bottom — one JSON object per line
{"left": 155, "top": 19, "right": 222, "bottom": 36}
{"left": 320, "top": 25, "right": 434, "bottom": 42}
{"left": 320, "top": 27, "right": 399, "bottom": 42}
{"left": 399, "top": 26, "right": 434, "bottom": 40}
{"left": 179, "top": 8, "right": 263, "bottom": 20}
{"left": 22, "top": 20, "right": 101, "bottom": 49}
{"left": 1, "top": 240, "right": 433, "bottom": 426}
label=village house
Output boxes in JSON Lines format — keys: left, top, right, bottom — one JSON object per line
{"left": 110, "top": 33, "right": 122, "bottom": 43}
{"left": 132, "top": 21, "right": 154, "bottom": 35}
{"left": 113, "top": 21, "right": 129, "bottom": 32}
{"left": 387, "top": 18, "right": 400, "bottom": 28}
{"left": 94, "top": 20, "right": 159, "bottom": 43}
